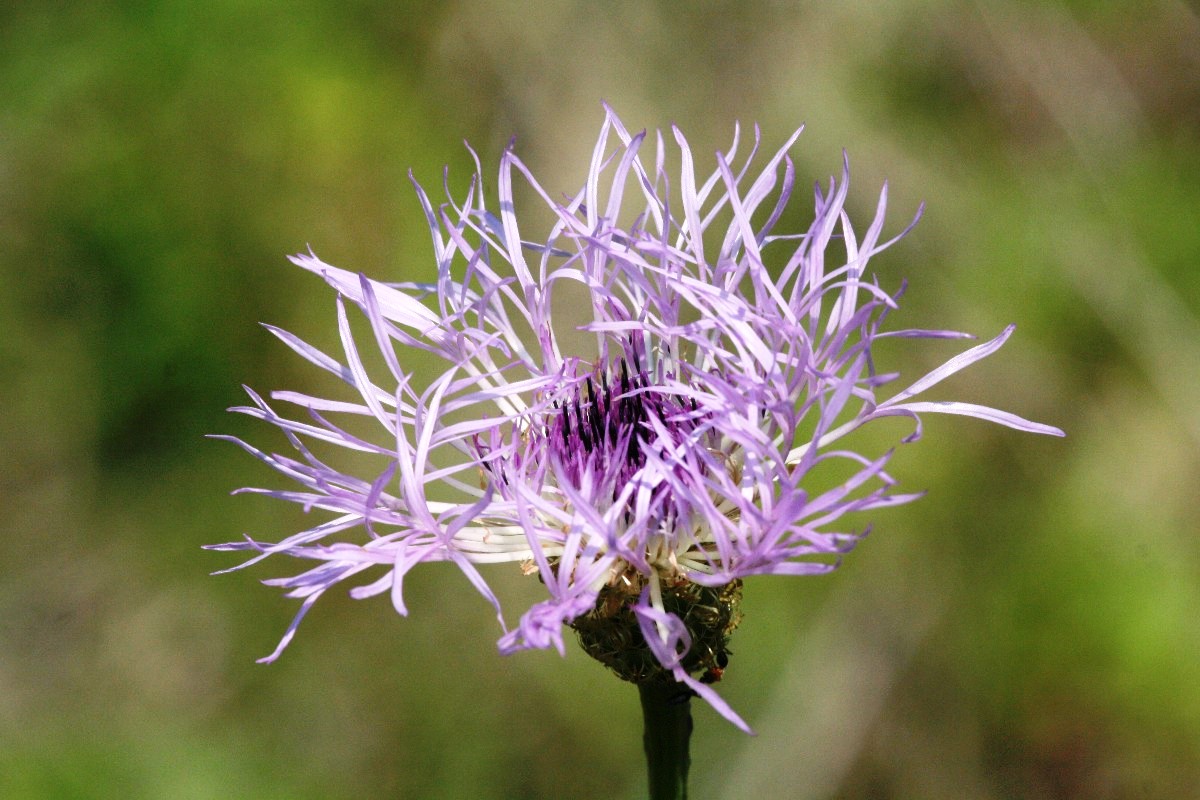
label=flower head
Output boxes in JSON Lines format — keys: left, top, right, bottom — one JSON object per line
{"left": 211, "top": 105, "right": 1063, "bottom": 732}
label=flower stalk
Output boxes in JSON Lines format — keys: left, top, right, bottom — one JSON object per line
{"left": 640, "top": 681, "right": 694, "bottom": 800}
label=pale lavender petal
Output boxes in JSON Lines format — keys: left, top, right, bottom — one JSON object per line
{"left": 880, "top": 324, "right": 1016, "bottom": 408}
{"left": 875, "top": 401, "right": 1067, "bottom": 436}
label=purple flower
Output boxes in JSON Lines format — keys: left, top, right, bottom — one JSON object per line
{"left": 211, "top": 105, "right": 1063, "bottom": 732}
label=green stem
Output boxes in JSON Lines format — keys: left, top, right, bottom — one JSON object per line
{"left": 639, "top": 681, "right": 692, "bottom": 800}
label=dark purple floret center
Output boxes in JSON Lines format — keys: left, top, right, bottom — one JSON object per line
{"left": 547, "top": 354, "right": 702, "bottom": 505}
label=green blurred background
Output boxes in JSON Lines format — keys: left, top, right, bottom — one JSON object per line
{"left": 2, "top": 2, "right": 1197, "bottom": 798}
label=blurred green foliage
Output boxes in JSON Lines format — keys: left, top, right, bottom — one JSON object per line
{"left": 2, "top": 2, "right": 1198, "bottom": 798}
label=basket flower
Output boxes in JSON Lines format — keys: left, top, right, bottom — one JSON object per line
{"left": 212, "top": 106, "right": 1063, "bottom": 757}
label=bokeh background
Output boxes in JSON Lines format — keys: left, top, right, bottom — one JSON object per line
{"left": 3, "top": 2, "right": 1198, "bottom": 798}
